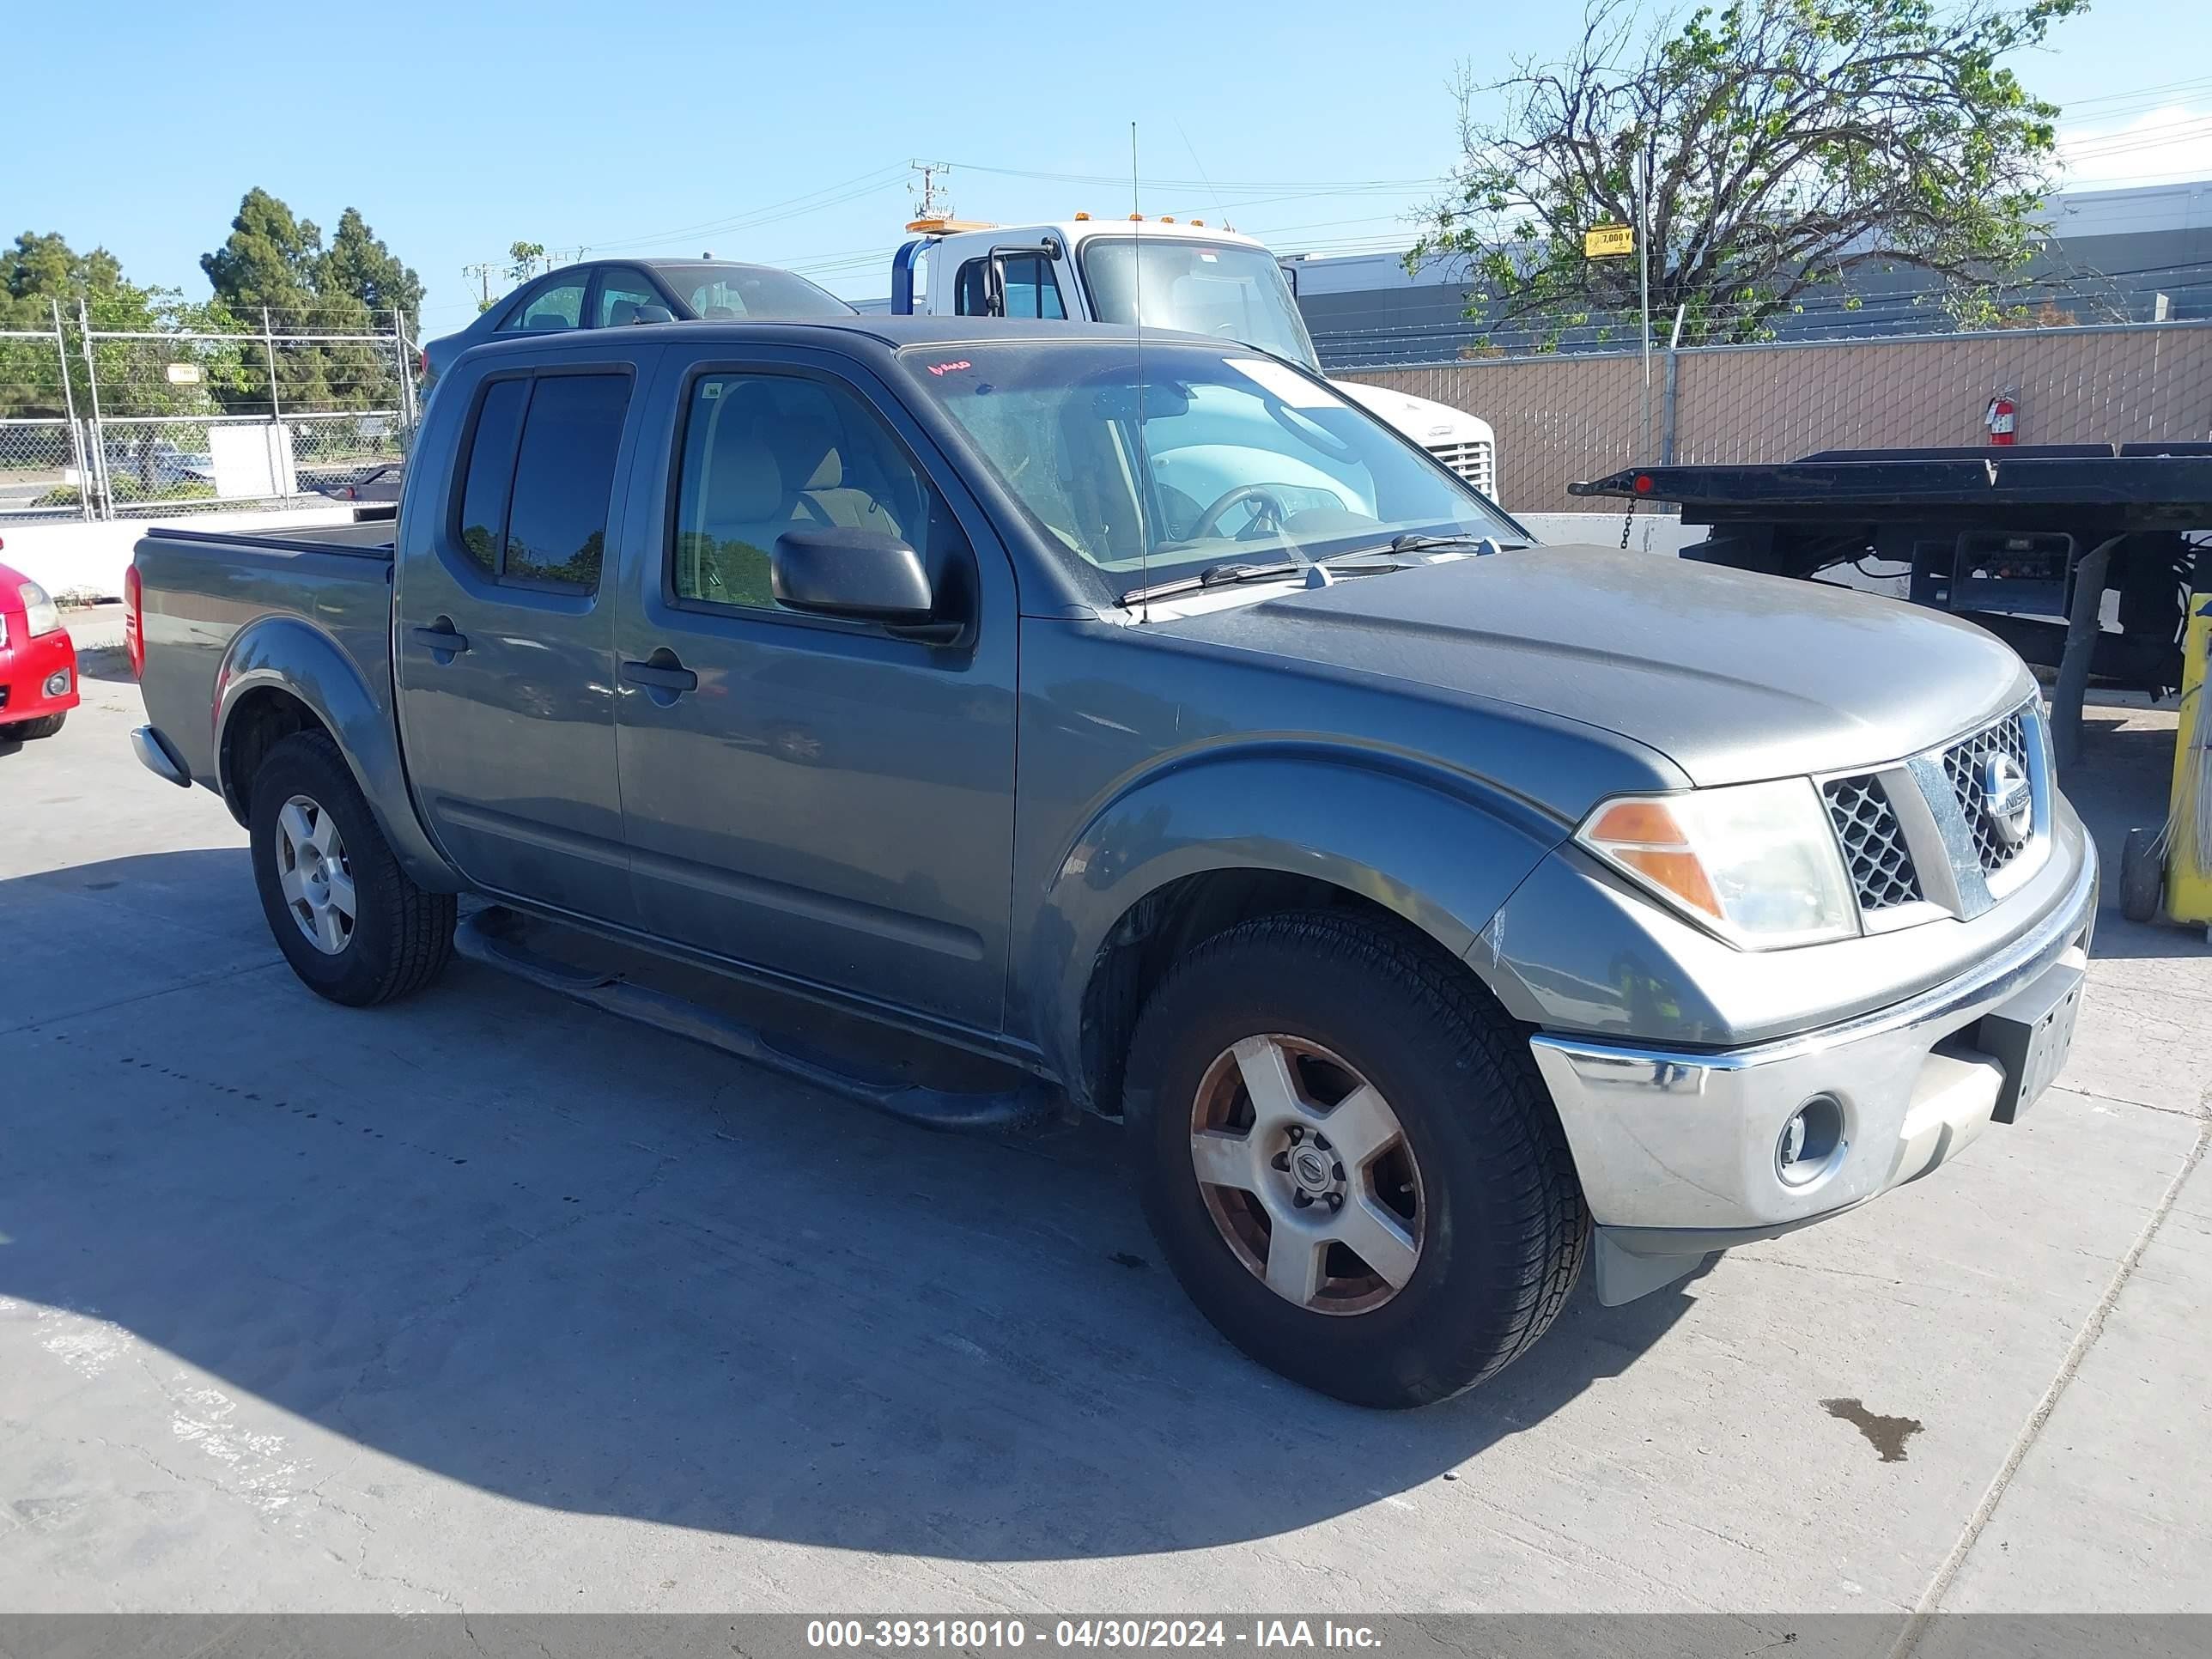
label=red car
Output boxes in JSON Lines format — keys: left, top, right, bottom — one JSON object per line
{"left": 0, "top": 556, "right": 79, "bottom": 743}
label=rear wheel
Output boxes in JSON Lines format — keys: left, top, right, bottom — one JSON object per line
{"left": 2120, "top": 825, "right": 2166, "bottom": 924}
{"left": 1124, "top": 911, "right": 1589, "bottom": 1408}
{"left": 248, "top": 732, "right": 455, "bottom": 1006}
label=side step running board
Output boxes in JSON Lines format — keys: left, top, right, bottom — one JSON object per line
{"left": 454, "top": 906, "right": 1056, "bottom": 1133}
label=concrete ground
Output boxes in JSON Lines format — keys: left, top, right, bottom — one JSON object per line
{"left": 1, "top": 637, "right": 2207, "bottom": 1615}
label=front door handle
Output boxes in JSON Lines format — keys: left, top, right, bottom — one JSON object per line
{"left": 620, "top": 658, "right": 699, "bottom": 694}
{"left": 410, "top": 620, "right": 469, "bottom": 656}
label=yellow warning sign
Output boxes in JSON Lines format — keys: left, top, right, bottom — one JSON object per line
{"left": 1583, "top": 224, "right": 1636, "bottom": 258}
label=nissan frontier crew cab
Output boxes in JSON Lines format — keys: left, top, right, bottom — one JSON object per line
{"left": 127, "top": 317, "right": 2096, "bottom": 1409}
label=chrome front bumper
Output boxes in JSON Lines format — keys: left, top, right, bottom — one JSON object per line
{"left": 1529, "top": 837, "right": 2099, "bottom": 1304}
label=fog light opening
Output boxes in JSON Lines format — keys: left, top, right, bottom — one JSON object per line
{"left": 1777, "top": 1094, "right": 1846, "bottom": 1188}
{"left": 43, "top": 669, "right": 71, "bottom": 699}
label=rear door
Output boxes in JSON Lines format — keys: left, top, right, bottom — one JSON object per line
{"left": 606, "top": 345, "right": 1020, "bottom": 1032}
{"left": 393, "top": 343, "right": 651, "bottom": 924}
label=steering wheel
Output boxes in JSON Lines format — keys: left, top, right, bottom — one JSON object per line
{"left": 1190, "top": 483, "right": 1290, "bottom": 542}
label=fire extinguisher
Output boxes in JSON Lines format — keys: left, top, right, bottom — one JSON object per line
{"left": 1985, "top": 391, "right": 2018, "bottom": 446}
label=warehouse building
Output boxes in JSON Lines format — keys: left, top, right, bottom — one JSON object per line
{"left": 1291, "top": 179, "right": 2212, "bottom": 368}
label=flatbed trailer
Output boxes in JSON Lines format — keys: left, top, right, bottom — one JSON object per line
{"left": 1571, "top": 443, "right": 2212, "bottom": 761}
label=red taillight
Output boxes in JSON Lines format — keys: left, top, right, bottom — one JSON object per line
{"left": 417, "top": 348, "right": 428, "bottom": 378}
{"left": 124, "top": 563, "right": 145, "bottom": 678}
{"left": 1633, "top": 473, "right": 1655, "bottom": 495}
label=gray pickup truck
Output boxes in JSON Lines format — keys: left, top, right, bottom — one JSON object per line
{"left": 128, "top": 317, "right": 2097, "bottom": 1408}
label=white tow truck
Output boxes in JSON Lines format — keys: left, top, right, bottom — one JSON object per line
{"left": 887, "top": 215, "right": 1500, "bottom": 501}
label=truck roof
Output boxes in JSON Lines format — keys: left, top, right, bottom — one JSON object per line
{"left": 457, "top": 313, "right": 1226, "bottom": 362}
{"left": 909, "top": 216, "right": 1265, "bottom": 249}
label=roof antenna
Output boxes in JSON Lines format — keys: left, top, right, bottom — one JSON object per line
{"left": 1133, "top": 120, "right": 1150, "bottom": 626}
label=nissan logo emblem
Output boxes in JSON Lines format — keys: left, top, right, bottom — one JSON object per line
{"left": 1979, "top": 752, "right": 2033, "bottom": 846}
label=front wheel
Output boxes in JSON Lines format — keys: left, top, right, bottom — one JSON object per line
{"left": 248, "top": 732, "right": 456, "bottom": 1006}
{"left": 3, "top": 713, "right": 67, "bottom": 741}
{"left": 1124, "top": 912, "right": 1589, "bottom": 1408}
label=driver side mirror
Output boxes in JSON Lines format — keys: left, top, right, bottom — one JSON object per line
{"left": 772, "top": 527, "right": 937, "bottom": 624}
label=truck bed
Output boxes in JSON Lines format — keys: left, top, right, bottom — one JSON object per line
{"left": 1572, "top": 443, "right": 2212, "bottom": 520}
{"left": 132, "top": 519, "right": 398, "bottom": 796}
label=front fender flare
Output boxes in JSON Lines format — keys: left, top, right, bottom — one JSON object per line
{"left": 214, "top": 615, "right": 460, "bottom": 893}
{"left": 1023, "top": 744, "right": 1570, "bottom": 1095}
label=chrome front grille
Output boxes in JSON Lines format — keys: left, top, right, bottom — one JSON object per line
{"left": 1941, "top": 709, "right": 2034, "bottom": 875}
{"left": 1428, "top": 440, "right": 1495, "bottom": 499}
{"left": 1821, "top": 775, "right": 1922, "bottom": 910}
{"left": 1818, "top": 700, "right": 2047, "bottom": 930}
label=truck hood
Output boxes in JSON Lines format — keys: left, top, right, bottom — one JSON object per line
{"left": 1152, "top": 547, "right": 2034, "bottom": 787}
{"left": 1331, "top": 380, "right": 1495, "bottom": 446}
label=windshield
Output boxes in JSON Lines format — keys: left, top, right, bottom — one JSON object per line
{"left": 649, "top": 262, "right": 855, "bottom": 319}
{"left": 912, "top": 341, "right": 1522, "bottom": 600}
{"left": 1079, "top": 238, "right": 1320, "bottom": 371}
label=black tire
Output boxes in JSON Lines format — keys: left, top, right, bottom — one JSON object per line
{"left": 1124, "top": 911, "right": 1589, "bottom": 1409}
{"left": 2120, "top": 825, "right": 2165, "bottom": 925}
{"left": 248, "top": 731, "right": 456, "bottom": 1006}
{"left": 4, "top": 713, "right": 67, "bottom": 741}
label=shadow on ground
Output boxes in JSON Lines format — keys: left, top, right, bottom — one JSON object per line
{"left": 70, "top": 644, "right": 137, "bottom": 685}
{"left": 1, "top": 848, "right": 1700, "bottom": 1561}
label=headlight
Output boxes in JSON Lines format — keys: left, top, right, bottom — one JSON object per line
{"left": 17, "top": 581, "right": 62, "bottom": 639}
{"left": 1577, "top": 778, "right": 1856, "bottom": 949}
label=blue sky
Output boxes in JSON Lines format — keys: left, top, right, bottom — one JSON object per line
{"left": 10, "top": 0, "right": 2210, "bottom": 335}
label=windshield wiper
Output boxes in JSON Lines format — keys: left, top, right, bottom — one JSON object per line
{"left": 1384, "top": 532, "right": 1524, "bottom": 556}
{"left": 1120, "top": 561, "right": 1304, "bottom": 605}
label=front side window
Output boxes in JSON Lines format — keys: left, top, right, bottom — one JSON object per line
{"left": 593, "top": 268, "right": 660, "bottom": 327}
{"left": 953, "top": 253, "right": 1067, "bottom": 319}
{"left": 1079, "top": 238, "right": 1317, "bottom": 370}
{"left": 451, "top": 372, "right": 630, "bottom": 590}
{"left": 914, "top": 342, "right": 1518, "bottom": 597}
{"left": 496, "top": 278, "right": 586, "bottom": 332}
{"left": 671, "top": 372, "right": 936, "bottom": 612}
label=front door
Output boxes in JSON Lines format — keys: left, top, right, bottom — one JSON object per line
{"left": 609, "top": 356, "right": 1018, "bottom": 1032}
{"left": 394, "top": 357, "right": 644, "bottom": 925}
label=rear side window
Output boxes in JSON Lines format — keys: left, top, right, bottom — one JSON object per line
{"left": 457, "top": 379, "right": 527, "bottom": 573}
{"left": 451, "top": 372, "right": 630, "bottom": 591}
{"left": 497, "top": 279, "right": 586, "bottom": 331}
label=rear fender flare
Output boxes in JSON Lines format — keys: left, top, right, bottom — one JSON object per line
{"left": 214, "top": 615, "right": 460, "bottom": 892}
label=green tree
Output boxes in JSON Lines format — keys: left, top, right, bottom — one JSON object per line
{"left": 2, "top": 233, "right": 123, "bottom": 421}
{"left": 202, "top": 188, "right": 417, "bottom": 416}
{"left": 1, "top": 230, "right": 248, "bottom": 496}
{"left": 319, "top": 207, "right": 424, "bottom": 342}
{"left": 201, "top": 187, "right": 323, "bottom": 320}
{"left": 507, "top": 241, "right": 550, "bottom": 285}
{"left": 1412, "top": 0, "right": 2084, "bottom": 348}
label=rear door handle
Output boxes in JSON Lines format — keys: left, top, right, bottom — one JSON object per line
{"left": 620, "top": 659, "right": 699, "bottom": 693}
{"left": 410, "top": 623, "right": 470, "bottom": 655}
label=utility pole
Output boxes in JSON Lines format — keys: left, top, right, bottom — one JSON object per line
{"left": 463, "top": 262, "right": 496, "bottom": 309}
{"left": 908, "top": 159, "right": 955, "bottom": 221}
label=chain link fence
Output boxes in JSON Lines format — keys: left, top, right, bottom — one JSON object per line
{"left": 0, "top": 307, "right": 415, "bottom": 520}
{"left": 1, "top": 313, "right": 94, "bottom": 520}
{"left": 1340, "top": 319, "right": 2212, "bottom": 514}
